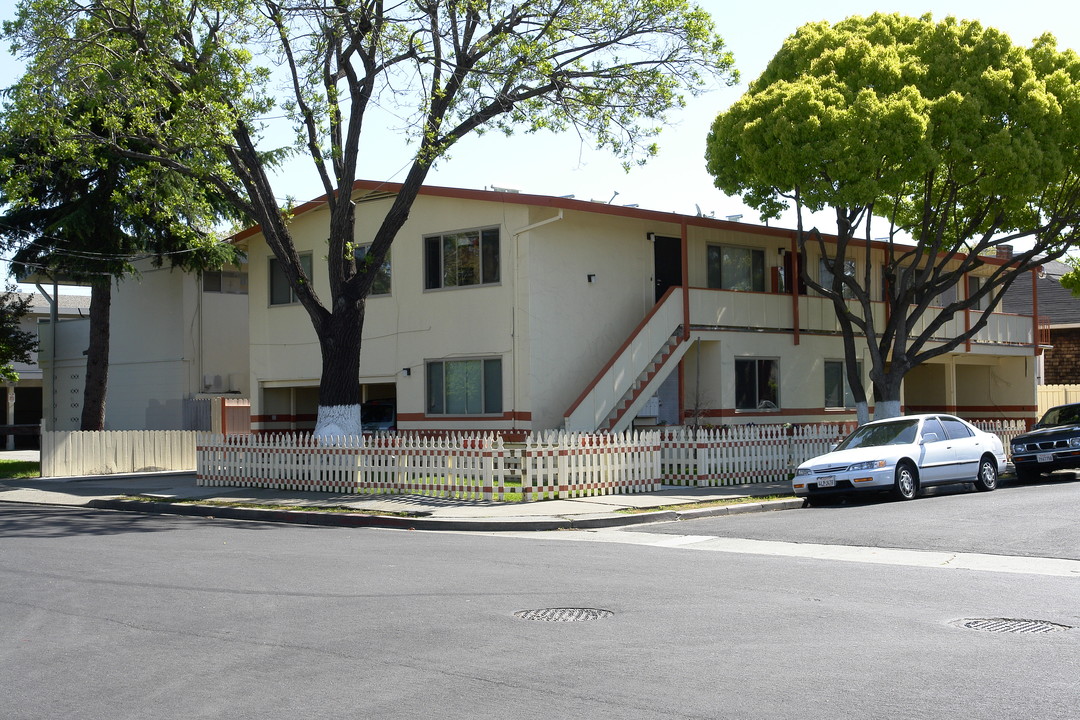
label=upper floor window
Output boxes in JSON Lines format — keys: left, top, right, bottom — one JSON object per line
{"left": 203, "top": 270, "right": 248, "bottom": 295}
{"left": 424, "top": 228, "right": 500, "bottom": 290}
{"left": 707, "top": 245, "right": 764, "bottom": 291}
{"left": 968, "top": 276, "right": 988, "bottom": 310}
{"left": 355, "top": 244, "right": 391, "bottom": 296}
{"left": 269, "top": 253, "right": 313, "bottom": 306}
{"left": 819, "top": 258, "right": 857, "bottom": 298}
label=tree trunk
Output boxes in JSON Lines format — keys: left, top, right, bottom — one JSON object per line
{"left": 80, "top": 278, "right": 111, "bottom": 431}
{"left": 312, "top": 299, "right": 365, "bottom": 438}
{"left": 873, "top": 371, "right": 904, "bottom": 420}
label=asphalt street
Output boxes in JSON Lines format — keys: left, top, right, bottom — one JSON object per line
{"left": 624, "top": 476, "right": 1080, "bottom": 560}
{"left": 2, "top": 483, "right": 1077, "bottom": 720}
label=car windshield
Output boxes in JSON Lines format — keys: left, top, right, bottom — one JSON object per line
{"left": 362, "top": 404, "right": 394, "bottom": 423}
{"left": 1038, "top": 405, "right": 1080, "bottom": 428}
{"left": 836, "top": 419, "right": 919, "bottom": 450}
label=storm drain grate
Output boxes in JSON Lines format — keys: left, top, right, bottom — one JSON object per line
{"left": 951, "top": 618, "right": 1072, "bottom": 634}
{"left": 514, "top": 608, "right": 613, "bottom": 622}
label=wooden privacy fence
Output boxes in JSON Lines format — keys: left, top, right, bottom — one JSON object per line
{"left": 1037, "top": 385, "right": 1080, "bottom": 417}
{"left": 41, "top": 430, "right": 197, "bottom": 477}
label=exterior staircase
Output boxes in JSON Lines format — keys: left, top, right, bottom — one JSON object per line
{"left": 563, "top": 288, "right": 691, "bottom": 432}
{"left": 597, "top": 333, "right": 691, "bottom": 432}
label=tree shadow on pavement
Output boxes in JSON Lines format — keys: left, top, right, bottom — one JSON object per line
{"left": 0, "top": 504, "right": 300, "bottom": 539}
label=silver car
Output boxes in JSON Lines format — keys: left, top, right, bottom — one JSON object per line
{"left": 793, "top": 414, "right": 1006, "bottom": 505}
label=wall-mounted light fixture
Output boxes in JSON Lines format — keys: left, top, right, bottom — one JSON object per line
{"left": 587, "top": 274, "right": 597, "bottom": 283}
{"left": 402, "top": 367, "right": 411, "bottom": 376}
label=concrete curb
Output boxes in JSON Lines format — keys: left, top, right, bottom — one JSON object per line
{"left": 82, "top": 495, "right": 804, "bottom": 532}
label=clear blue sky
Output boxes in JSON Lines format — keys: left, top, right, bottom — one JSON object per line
{"left": 2, "top": 0, "right": 1078, "bottom": 234}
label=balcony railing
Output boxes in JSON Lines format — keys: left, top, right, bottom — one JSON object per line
{"left": 688, "top": 288, "right": 1035, "bottom": 347}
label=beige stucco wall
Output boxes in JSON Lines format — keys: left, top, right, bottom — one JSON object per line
{"left": 40, "top": 263, "right": 249, "bottom": 430}
{"left": 245, "top": 188, "right": 1035, "bottom": 432}
{"left": 524, "top": 209, "right": 659, "bottom": 428}
{"left": 248, "top": 193, "right": 529, "bottom": 430}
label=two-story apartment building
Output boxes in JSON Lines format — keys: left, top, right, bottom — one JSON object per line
{"left": 239, "top": 181, "right": 1042, "bottom": 437}
{"left": 39, "top": 259, "right": 249, "bottom": 431}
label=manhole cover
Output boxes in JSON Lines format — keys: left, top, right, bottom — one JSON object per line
{"left": 951, "top": 618, "right": 1072, "bottom": 634}
{"left": 514, "top": 608, "right": 613, "bottom": 622}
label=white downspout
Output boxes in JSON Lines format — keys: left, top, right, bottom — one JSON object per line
{"left": 512, "top": 210, "right": 564, "bottom": 434}
{"left": 36, "top": 282, "right": 58, "bottom": 431}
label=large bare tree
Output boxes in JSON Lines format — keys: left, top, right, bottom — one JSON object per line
{"left": 4, "top": 0, "right": 736, "bottom": 435}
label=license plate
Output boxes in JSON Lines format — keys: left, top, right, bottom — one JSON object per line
{"left": 816, "top": 476, "right": 836, "bottom": 488}
{"left": 1037, "top": 452, "right": 1054, "bottom": 463}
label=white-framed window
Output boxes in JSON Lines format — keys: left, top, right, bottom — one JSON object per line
{"left": 424, "top": 228, "right": 500, "bottom": 290}
{"left": 735, "top": 357, "right": 779, "bottom": 410}
{"left": 824, "top": 360, "right": 862, "bottom": 409}
{"left": 203, "top": 270, "right": 248, "bottom": 295}
{"left": 932, "top": 284, "right": 956, "bottom": 307}
{"left": 426, "top": 357, "right": 502, "bottom": 415}
{"left": 269, "top": 253, "right": 313, "bottom": 306}
{"left": 707, "top": 245, "right": 765, "bottom": 291}
{"left": 819, "top": 258, "right": 857, "bottom": 298}
{"left": 968, "top": 275, "right": 988, "bottom": 310}
{"left": 355, "top": 244, "right": 391, "bottom": 296}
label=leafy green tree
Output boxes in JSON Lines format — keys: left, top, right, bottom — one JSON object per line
{"left": 0, "top": 285, "right": 36, "bottom": 383}
{"left": 707, "top": 13, "right": 1080, "bottom": 422}
{"left": 3, "top": 0, "right": 736, "bottom": 436}
{"left": 0, "top": 128, "right": 241, "bottom": 430}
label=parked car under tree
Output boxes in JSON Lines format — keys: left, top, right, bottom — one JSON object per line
{"left": 793, "top": 415, "right": 1006, "bottom": 505}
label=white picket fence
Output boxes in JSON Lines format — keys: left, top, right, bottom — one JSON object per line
{"left": 197, "top": 431, "right": 662, "bottom": 500}
{"left": 41, "top": 430, "right": 197, "bottom": 477}
{"left": 660, "top": 423, "right": 858, "bottom": 486}
{"left": 36, "top": 419, "right": 1027, "bottom": 490}
{"left": 971, "top": 419, "right": 1027, "bottom": 459}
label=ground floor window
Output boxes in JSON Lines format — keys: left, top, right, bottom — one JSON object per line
{"left": 735, "top": 358, "right": 779, "bottom": 410}
{"left": 426, "top": 358, "right": 502, "bottom": 415}
{"left": 824, "top": 360, "right": 862, "bottom": 409}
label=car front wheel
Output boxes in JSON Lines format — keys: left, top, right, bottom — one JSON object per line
{"left": 974, "top": 455, "right": 998, "bottom": 492}
{"left": 893, "top": 461, "right": 918, "bottom": 500}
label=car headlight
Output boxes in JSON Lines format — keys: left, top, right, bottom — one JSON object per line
{"left": 847, "top": 459, "right": 887, "bottom": 472}
{"left": 1011, "top": 443, "right": 1025, "bottom": 453}
{"left": 1069, "top": 437, "right": 1080, "bottom": 448}
{"left": 794, "top": 467, "right": 812, "bottom": 477}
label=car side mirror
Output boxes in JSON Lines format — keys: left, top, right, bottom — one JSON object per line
{"left": 829, "top": 443, "right": 839, "bottom": 451}
{"left": 921, "top": 432, "right": 939, "bottom": 444}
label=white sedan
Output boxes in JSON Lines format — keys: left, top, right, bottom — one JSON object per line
{"left": 793, "top": 414, "right": 1006, "bottom": 504}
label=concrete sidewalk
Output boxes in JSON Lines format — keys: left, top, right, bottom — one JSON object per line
{"left": 0, "top": 454, "right": 800, "bottom": 531}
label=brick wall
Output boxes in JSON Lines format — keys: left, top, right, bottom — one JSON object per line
{"left": 1045, "top": 328, "right": 1080, "bottom": 384}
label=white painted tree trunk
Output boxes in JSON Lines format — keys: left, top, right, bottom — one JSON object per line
{"left": 313, "top": 404, "right": 362, "bottom": 439}
{"left": 875, "top": 399, "right": 902, "bottom": 419}
{"left": 856, "top": 400, "right": 870, "bottom": 426}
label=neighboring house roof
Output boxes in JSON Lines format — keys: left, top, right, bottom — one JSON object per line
{"left": 17, "top": 291, "right": 92, "bottom": 317}
{"left": 1001, "top": 260, "right": 1080, "bottom": 326}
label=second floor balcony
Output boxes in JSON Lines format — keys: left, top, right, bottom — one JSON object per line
{"left": 687, "top": 287, "right": 1041, "bottom": 351}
